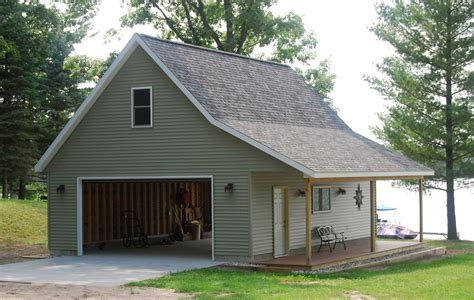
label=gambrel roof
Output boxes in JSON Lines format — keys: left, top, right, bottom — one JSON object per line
{"left": 35, "top": 33, "right": 434, "bottom": 178}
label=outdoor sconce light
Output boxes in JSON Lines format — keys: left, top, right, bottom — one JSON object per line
{"left": 353, "top": 184, "right": 364, "bottom": 209}
{"left": 224, "top": 183, "right": 234, "bottom": 193}
{"left": 56, "top": 184, "right": 65, "bottom": 194}
{"left": 336, "top": 188, "right": 346, "bottom": 195}
{"left": 296, "top": 189, "right": 306, "bottom": 197}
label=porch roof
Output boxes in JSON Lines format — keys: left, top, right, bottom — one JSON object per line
{"left": 225, "top": 120, "right": 433, "bottom": 178}
{"left": 35, "top": 34, "right": 434, "bottom": 177}
{"left": 140, "top": 35, "right": 433, "bottom": 178}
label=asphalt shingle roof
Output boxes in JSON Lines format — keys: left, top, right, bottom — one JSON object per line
{"left": 139, "top": 34, "right": 432, "bottom": 176}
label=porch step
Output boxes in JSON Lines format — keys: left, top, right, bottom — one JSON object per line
{"left": 303, "top": 246, "right": 447, "bottom": 273}
{"left": 220, "top": 244, "right": 447, "bottom": 274}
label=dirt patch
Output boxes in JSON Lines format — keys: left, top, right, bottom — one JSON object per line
{"left": 0, "top": 282, "right": 192, "bottom": 299}
{"left": 343, "top": 291, "right": 375, "bottom": 300}
{"left": 0, "top": 245, "right": 49, "bottom": 265}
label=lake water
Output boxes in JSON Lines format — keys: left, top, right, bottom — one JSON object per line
{"left": 376, "top": 181, "right": 474, "bottom": 241}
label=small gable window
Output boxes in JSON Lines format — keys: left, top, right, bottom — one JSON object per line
{"left": 312, "top": 187, "right": 331, "bottom": 213}
{"left": 131, "top": 87, "right": 152, "bottom": 128}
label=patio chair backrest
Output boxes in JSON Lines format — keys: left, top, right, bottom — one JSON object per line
{"left": 317, "top": 225, "right": 335, "bottom": 238}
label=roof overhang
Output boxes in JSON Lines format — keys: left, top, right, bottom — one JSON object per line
{"left": 306, "top": 170, "right": 434, "bottom": 184}
{"left": 34, "top": 34, "right": 316, "bottom": 176}
{"left": 35, "top": 33, "right": 435, "bottom": 179}
{"left": 34, "top": 36, "right": 141, "bottom": 172}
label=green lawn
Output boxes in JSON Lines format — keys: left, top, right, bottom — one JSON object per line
{"left": 0, "top": 199, "right": 48, "bottom": 249}
{"left": 130, "top": 241, "right": 474, "bottom": 299}
{"left": 426, "top": 239, "right": 474, "bottom": 250}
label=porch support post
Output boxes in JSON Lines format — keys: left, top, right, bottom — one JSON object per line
{"left": 370, "top": 180, "right": 376, "bottom": 252}
{"left": 305, "top": 178, "right": 312, "bottom": 265}
{"left": 419, "top": 177, "right": 424, "bottom": 243}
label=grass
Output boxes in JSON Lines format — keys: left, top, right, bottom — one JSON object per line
{"left": 129, "top": 241, "right": 474, "bottom": 299}
{"left": 0, "top": 199, "right": 48, "bottom": 249}
{"left": 426, "top": 239, "right": 474, "bottom": 250}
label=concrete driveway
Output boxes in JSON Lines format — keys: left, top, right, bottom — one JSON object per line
{"left": 0, "top": 239, "right": 218, "bottom": 286}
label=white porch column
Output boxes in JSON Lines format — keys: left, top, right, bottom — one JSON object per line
{"left": 419, "top": 178, "right": 424, "bottom": 243}
{"left": 305, "top": 178, "right": 312, "bottom": 265}
{"left": 370, "top": 180, "right": 377, "bottom": 252}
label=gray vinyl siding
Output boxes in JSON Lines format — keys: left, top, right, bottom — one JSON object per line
{"left": 250, "top": 171, "right": 370, "bottom": 257}
{"left": 46, "top": 46, "right": 290, "bottom": 257}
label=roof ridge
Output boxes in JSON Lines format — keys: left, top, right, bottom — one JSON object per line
{"left": 137, "top": 33, "right": 290, "bottom": 68}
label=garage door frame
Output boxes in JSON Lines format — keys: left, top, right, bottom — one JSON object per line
{"left": 76, "top": 175, "right": 214, "bottom": 258}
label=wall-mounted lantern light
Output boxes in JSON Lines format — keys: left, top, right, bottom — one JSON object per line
{"left": 56, "top": 184, "right": 65, "bottom": 194}
{"left": 296, "top": 189, "right": 306, "bottom": 197}
{"left": 353, "top": 184, "right": 364, "bottom": 209}
{"left": 224, "top": 183, "right": 234, "bottom": 193}
{"left": 336, "top": 188, "right": 346, "bottom": 195}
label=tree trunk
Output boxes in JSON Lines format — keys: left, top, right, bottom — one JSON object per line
{"left": 445, "top": 7, "right": 458, "bottom": 240}
{"left": 446, "top": 174, "right": 457, "bottom": 240}
{"left": 18, "top": 177, "right": 26, "bottom": 200}
{"left": 2, "top": 176, "right": 8, "bottom": 199}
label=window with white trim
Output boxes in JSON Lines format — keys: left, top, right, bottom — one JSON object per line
{"left": 131, "top": 87, "right": 152, "bottom": 127}
{"left": 312, "top": 187, "right": 331, "bottom": 212}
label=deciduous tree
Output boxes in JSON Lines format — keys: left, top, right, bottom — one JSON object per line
{"left": 121, "top": 0, "right": 335, "bottom": 102}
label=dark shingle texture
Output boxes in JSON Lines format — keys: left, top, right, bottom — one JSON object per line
{"left": 139, "top": 34, "right": 432, "bottom": 175}
{"left": 141, "top": 34, "right": 348, "bottom": 129}
{"left": 224, "top": 120, "right": 433, "bottom": 174}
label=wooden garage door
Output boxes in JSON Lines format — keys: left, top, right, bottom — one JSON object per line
{"left": 82, "top": 180, "right": 211, "bottom": 244}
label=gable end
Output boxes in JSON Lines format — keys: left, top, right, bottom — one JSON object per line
{"left": 34, "top": 34, "right": 316, "bottom": 177}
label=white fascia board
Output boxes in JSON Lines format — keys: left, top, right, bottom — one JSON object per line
{"left": 35, "top": 33, "right": 316, "bottom": 177}
{"left": 34, "top": 36, "right": 141, "bottom": 172}
{"left": 134, "top": 35, "right": 317, "bottom": 178}
{"left": 308, "top": 170, "right": 435, "bottom": 179}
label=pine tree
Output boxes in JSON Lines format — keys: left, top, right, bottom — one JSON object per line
{"left": 0, "top": 1, "right": 96, "bottom": 198}
{"left": 367, "top": 0, "right": 473, "bottom": 240}
{"left": 36, "top": 2, "right": 97, "bottom": 155}
{"left": 0, "top": 1, "right": 57, "bottom": 198}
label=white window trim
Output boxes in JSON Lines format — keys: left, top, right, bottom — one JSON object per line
{"left": 34, "top": 34, "right": 435, "bottom": 177}
{"left": 131, "top": 86, "right": 153, "bottom": 128}
{"left": 312, "top": 186, "right": 331, "bottom": 213}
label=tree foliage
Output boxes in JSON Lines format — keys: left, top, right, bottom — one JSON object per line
{"left": 0, "top": 0, "right": 97, "bottom": 198}
{"left": 367, "top": 0, "right": 473, "bottom": 239}
{"left": 36, "top": 2, "right": 97, "bottom": 153}
{"left": 0, "top": 1, "right": 57, "bottom": 197}
{"left": 121, "top": 0, "right": 335, "bottom": 101}
{"left": 64, "top": 52, "right": 118, "bottom": 85}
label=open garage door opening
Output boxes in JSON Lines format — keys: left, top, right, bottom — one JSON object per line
{"left": 79, "top": 177, "right": 213, "bottom": 259}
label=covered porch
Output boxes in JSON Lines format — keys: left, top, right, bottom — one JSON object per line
{"left": 299, "top": 175, "right": 426, "bottom": 267}
{"left": 261, "top": 238, "right": 422, "bottom": 271}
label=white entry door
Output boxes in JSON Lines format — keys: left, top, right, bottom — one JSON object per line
{"left": 273, "top": 187, "right": 288, "bottom": 257}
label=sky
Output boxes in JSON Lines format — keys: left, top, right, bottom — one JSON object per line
{"left": 74, "top": 0, "right": 392, "bottom": 140}
{"left": 74, "top": 0, "right": 473, "bottom": 240}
